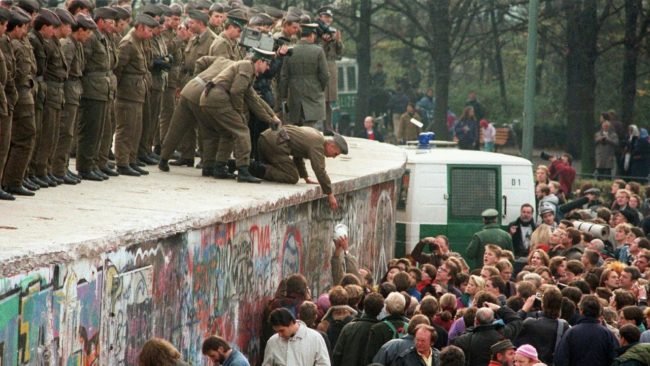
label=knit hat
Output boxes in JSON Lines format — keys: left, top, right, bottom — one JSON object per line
{"left": 516, "top": 344, "right": 538, "bottom": 361}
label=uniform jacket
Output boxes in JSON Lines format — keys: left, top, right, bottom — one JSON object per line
{"left": 332, "top": 315, "right": 379, "bottom": 366}
{"left": 82, "top": 30, "right": 113, "bottom": 101}
{"left": 554, "top": 317, "right": 618, "bottom": 366}
{"left": 0, "top": 34, "right": 8, "bottom": 117}
{"left": 398, "top": 112, "right": 422, "bottom": 142}
{"left": 44, "top": 37, "right": 68, "bottom": 109}
{"left": 279, "top": 40, "right": 329, "bottom": 122}
{"left": 149, "top": 33, "right": 168, "bottom": 92}
{"left": 181, "top": 57, "right": 233, "bottom": 102}
{"left": 0, "top": 35, "right": 17, "bottom": 112}
{"left": 61, "top": 36, "right": 85, "bottom": 107}
{"left": 594, "top": 130, "right": 618, "bottom": 169}
{"left": 115, "top": 32, "right": 148, "bottom": 103}
{"left": 28, "top": 29, "right": 47, "bottom": 108}
{"left": 162, "top": 27, "right": 184, "bottom": 89}
{"left": 183, "top": 28, "right": 216, "bottom": 79}
{"left": 319, "top": 37, "right": 342, "bottom": 102}
{"left": 466, "top": 223, "right": 513, "bottom": 268}
{"left": 11, "top": 37, "right": 36, "bottom": 107}
{"left": 451, "top": 306, "right": 522, "bottom": 366}
{"left": 209, "top": 31, "right": 245, "bottom": 60}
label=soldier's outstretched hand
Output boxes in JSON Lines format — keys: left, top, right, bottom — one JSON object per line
{"left": 305, "top": 177, "right": 318, "bottom": 184}
{"left": 328, "top": 193, "right": 338, "bottom": 211}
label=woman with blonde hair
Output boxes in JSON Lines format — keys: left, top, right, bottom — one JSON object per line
{"left": 458, "top": 275, "right": 485, "bottom": 308}
{"left": 530, "top": 224, "right": 552, "bottom": 253}
{"left": 138, "top": 338, "right": 190, "bottom": 366}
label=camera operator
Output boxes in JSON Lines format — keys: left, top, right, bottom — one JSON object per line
{"left": 540, "top": 151, "right": 576, "bottom": 198}
{"left": 316, "top": 6, "right": 343, "bottom": 133}
{"left": 410, "top": 237, "right": 449, "bottom": 267}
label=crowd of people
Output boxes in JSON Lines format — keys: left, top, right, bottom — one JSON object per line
{"left": 0, "top": 0, "right": 349, "bottom": 208}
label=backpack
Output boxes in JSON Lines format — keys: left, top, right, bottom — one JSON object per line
{"left": 383, "top": 319, "right": 408, "bottom": 339}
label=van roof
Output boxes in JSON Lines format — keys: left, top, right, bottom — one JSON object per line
{"left": 403, "top": 147, "right": 533, "bottom": 166}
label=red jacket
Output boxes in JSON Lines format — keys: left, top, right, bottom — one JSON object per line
{"left": 549, "top": 160, "right": 576, "bottom": 197}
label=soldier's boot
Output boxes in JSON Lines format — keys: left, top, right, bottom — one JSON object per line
{"left": 158, "top": 159, "right": 170, "bottom": 172}
{"left": 214, "top": 162, "right": 235, "bottom": 180}
{"left": 226, "top": 159, "right": 237, "bottom": 174}
{"left": 237, "top": 166, "right": 262, "bottom": 183}
{"left": 249, "top": 160, "right": 266, "bottom": 179}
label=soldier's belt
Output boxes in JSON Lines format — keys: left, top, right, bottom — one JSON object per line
{"left": 35, "top": 76, "right": 44, "bottom": 83}
{"left": 84, "top": 71, "right": 113, "bottom": 77}
{"left": 192, "top": 76, "right": 207, "bottom": 88}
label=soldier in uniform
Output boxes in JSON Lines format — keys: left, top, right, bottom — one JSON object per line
{"left": 28, "top": 8, "right": 60, "bottom": 188}
{"left": 2, "top": 7, "right": 37, "bottom": 196}
{"left": 53, "top": 13, "right": 95, "bottom": 185}
{"left": 254, "top": 125, "right": 347, "bottom": 210}
{"left": 155, "top": 3, "right": 183, "bottom": 155}
{"left": 466, "top": 208, "right": 514, "bottom": 269}
{"left": 199, "top": 48, "right": 281, "bottom": 183}
{"left": 113, "top": 14, "right": 158, "bottom": 176}
{"left": 207, "top": 2, "right": 226, "bottom": 34}
{"left": 279, "top": 23, "right": 329, "bottom": 128}
{"left": 316, "top": 7, "right": 343, "bottom": 132}
{"left": 0, "top": 8, "right": 14, "bottom": 200}
{"left": 208, "top": 7, "right": 247, "bottom": 60}
{"left": 170, "top": 9, "right": 215, "bottom": 167}
{"left": 76, "top": 6, "right": 116, "bottom": 181}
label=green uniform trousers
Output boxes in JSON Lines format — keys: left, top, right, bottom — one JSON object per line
{"left": 97, "top": 98, "right": 116, "bottom": 169}
{"left": 76, "top": 98, "right": 108, "bottom": 173}
{"left": 139, "top": 88, "right": 162, "bottom": 158}
{"left": 156, "top": 87, "right": 176, "bottom": 147}
{"left": 52, "top": 102, "right": 78, "bottom": 176}
{"left": 258, "top": 130, "right": 300, "bottom": 184}
{"left": 0, "top": 112, "right": 12, "bottom": 183}
{"left": 33, "top": 102, "right": 61, "bottom": 176}
{"left": 201, "top": 91, "right": 251, "bottom": 168}
{"left": 114, "top": 99, "right": 143, "bottom": 166}
{"left": 2, "top": 104, "right": 35, "bottom": 188}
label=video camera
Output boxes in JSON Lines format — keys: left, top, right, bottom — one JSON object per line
{"left": 316, "top": 19, "right": 337, "bottom": 40}
{"left": 273, "top": 36, "right": 293, "bottom": 56}
{"left": 239, "top": 27, "right": 274, "bottom": 52}
{"left": 540, "top": 151, "right": 557, "bottom": 161}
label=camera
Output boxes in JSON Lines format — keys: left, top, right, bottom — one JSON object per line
{"left": 239, "top": 27, "right": 275, "bottom": 52}
{"left": 274, "top": 36, "right": 294, "bottom": 57}
{"left": 316, "top": 19, "right": 337, "bottom": 40}
{"left": 540, "top": 151, "right": 556, "bottom": 161}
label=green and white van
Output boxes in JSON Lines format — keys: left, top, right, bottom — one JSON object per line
{"left": 395, "top": 147, "right": 535, "bottom": 264}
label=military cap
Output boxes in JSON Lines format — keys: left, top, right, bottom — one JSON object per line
{"left": 300, "top": 22, "right": 318, "bottom": 36}
{"left": 169, "top": 3, "right": 183, "bottom": 16}
{"left": 263, "top": 5, "right": 284, "bottom": 20}
{"left": 0, "top": 7, "right": 10, "bottom": 22}
{"left": 35, "top": 8, "right": 62, "bottom": 27}
{"left": 331, "top": 133, "right": 348, "bottom": 155}
{"left": 209, "top": 2, "right": 226, "bottom": 14}
{"left": 158, "top": 4, "right": 172, "bottom": 17}
{"left": 249, "top": 13, "right": 273, "bottom": 27}
{"left": 54, "top": 8, "right": 75, "bottom": 26}
{"left": 299, "top": 14, "right": 312, "bottom": 24}
{"left": 584, "top": 187, "right": 601, "bottom": 196}
{"left": 490, "top": 339, "right": 515, "bottom": 355}
{"left": 142, "top": 4, "right": 163, "bottom": 17}
{"left": 226, "top": 7, "right": 247, "bottom": 28}
{"left": 67, "top": 0, "right": 94, "bottom": 14}
{"left": 94, "top": 6, "right": 117, "bottom": 20}
{"left": 285, "top": 6, "right": 301, "bottom": 23}
{"left": 10, "top": 6, "right": 30, "bottom": 22}
{"left": 251, "top": 47, "right": 274, "bottom": 62}
{"left": 111, "top": 6, "right": 131, "bottom": 21}
{"left": 73, "top": 13, "right": 96, "bottom": 30}
{"left": 317, "top": 6, "right": 333, "bottom": 17}
{"left": 16, "top": 0, "right": 38, "bottom": 14}
{"left": 481, "top": 208, "right": 499, "bottom": 218}
{"left": 134, "top": 13, "right": 159, "bottom": 28}
{"left": 188, "top": 9, "right": 209, "bottom": 24}
{"left": 194, "top": 0, "right": 212, "bottom": 11}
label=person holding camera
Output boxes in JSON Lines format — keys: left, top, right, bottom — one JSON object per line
{"left": 540, "top": 151, "right": 576, "bottom": 198}
{"left": 594, "top": 115, "right": 619, "bottom": 180}
{"left": 411, "top": 236, "right": 448, "bottom": 267}
{"left": 316, "top": 6, "right": 342, "bottom": 133}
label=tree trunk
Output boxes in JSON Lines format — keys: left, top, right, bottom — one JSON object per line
{"left": 535, "top": 31, "right": 546, "bottom": 95}
{"left": 355, "top": 0, "right": 372, "bottom": 135}
{"left": 621, "top": 0, "right": 641, "bottom": 127}
{"left": 490, "top": 0, "right": 508, "bottom": 115}
{"left": 565, "top": 0, "right": 598, "bottom": 173}
{"left": 431, "top": 0, "right": 452, "bottom": 138}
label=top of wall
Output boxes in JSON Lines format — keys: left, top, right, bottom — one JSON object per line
{"left": 0, "top": 137, "right": 406, "bottom": 276}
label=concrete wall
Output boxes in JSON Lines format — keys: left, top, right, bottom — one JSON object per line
{"left": 0, "top": 180, "right": 396, "bottom": 366}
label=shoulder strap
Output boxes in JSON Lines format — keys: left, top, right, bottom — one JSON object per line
{"left": 382, "top": 319, "right": 398, "bottom": 338}
{"left": 554, "top": 319, "right": 567, "bottom": 352}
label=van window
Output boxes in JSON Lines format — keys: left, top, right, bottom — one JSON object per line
{"left": 449, "top": 167, "right": 499, "bottom": 219}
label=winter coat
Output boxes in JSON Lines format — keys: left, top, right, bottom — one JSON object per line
{"left": 515, "top": 315, "right": 569, "bottom": 365}
{"left": 365, "top": 314, "right": 410, "bottom": 365}
{"left": 394, "top": 346, "right": 441, "bottom": 366}
{"left": 611, "top": 342, "right": 650, "bottom": 366}
{"left": 332, "top": 315, "right": 379, "bottom": 366}
{"left": 554, "top": 317, "right": 618, "bottom": 366}
{"left": 594, "top": 130, "right": 619, "bottom": 169}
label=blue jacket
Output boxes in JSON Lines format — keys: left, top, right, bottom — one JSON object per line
{"left": 224, "top": 350, "right": 250, "bottom": 366}
{"left": 554, "top": 317, "right": 618, "bottom": 366}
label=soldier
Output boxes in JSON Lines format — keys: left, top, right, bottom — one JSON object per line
{"left": 159, "top": 56, "right": 235, "bottom": 176}
{"left": 170, "top": 9, "right": 215, "bottom": 167}
{"left": 2, "top": 7, "right": 37, "bottom": 196}
{"left": 279, "top": 23, "right": 329, "bottom": 128}
{"left": 67, "top": 0, "right": 93, "bottom": 16}
{"left": 316, "top": 6, "right": 343, "bottom": 132}
{"left": 254, "top": 125, "right": 347, "bottom": 210}
{"left": 76, "top": 6, "right": 116, "bottom": 181}
{"left": 0, "top": 8, "right": 14, "bottom": 200}
{"left": 272, "top": 7, "right": 301, "bottom": 44}
{"left": 208, "top": 7, "right": 247, "bottom": 60}
{"left": 53, "top": 13, "right": 95, "bottom": 185}
{"left": 155, "top": 3, "right": 183, "bottom": 155}
{"left": 466, "top": 209, "right": 514, "bottom": 269}
{"left": 199, "top": 48, "right": 281, "bottom": 183}
{"left": 207, "top": 2, "right": 226, "bottom": 34}
{"left": 96, "top": 5, "right": 130, "bottom": 178}
{"left": 113, "top": 14, "right": 158, "bottom": 176}
{"left": 28, "top": 8, "right": 61, "bottom": 188}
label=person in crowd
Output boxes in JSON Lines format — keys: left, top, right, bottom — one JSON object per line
{"left": 513, "top": 344, "right": 539, "bottom": 366}
{"left": 393, "top": 324, "right": 441, "bottom": 366}
{"left": 467, "top": 209, "right": 513, "bottom": 269}
{"left": 612, "top": 324, "right": 650, "bottom": 366}
{"left": 138, "top": 338, "right": 191, "bottom": 366}
{"left": 594, "top": 116, "right": 619, "bottom": 180}
{"left": 509, "top": 204, "right": 537, "bottom": 260}
{"left": 480, "top": 119, "right": 496, "bottom": 152}
{"left": 397, "top": 102, "right": 421, "bottom": 144}
{"left": 202, "top": 335, "right": 250, "bottom": 366}
{"left": 365, "top": 291, "right": 410, "bottom": 364}
{"left": 487, "top": 339, "right": 516, "bottom": 366}
{"left": 332, "top": 292, "right": 383, "bottom": 366}
{"left": 454, "top": 106, "right": 478, "bottom": 150}
{"left": 372, "top": 314, "right": 431, "bottom": 365}
{"left": 547, "top": 153, "right": 576, "bottom": 199}
{"left": 536, "top": 184, "right": 559, "bottom": 224}
{"left": 361, "top": 115, "right": 384, "bottom": 142}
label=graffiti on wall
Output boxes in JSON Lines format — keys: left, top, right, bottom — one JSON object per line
{"left": 0, "top": 180, "right": 396, "bottom": 366}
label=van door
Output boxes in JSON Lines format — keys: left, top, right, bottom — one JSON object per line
{"left": 446, "top": 165, "right": 501, "bottom": 267}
